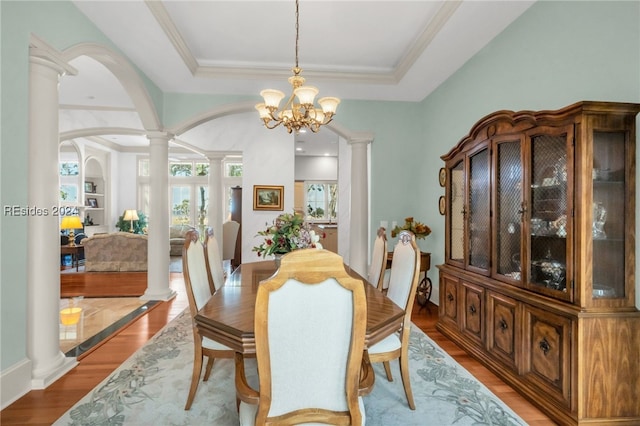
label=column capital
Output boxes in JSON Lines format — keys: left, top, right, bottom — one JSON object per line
{"left": 205, "top": 153, "right": 226, "bottom": 162}
{"left": 346, "top": 132, "right": 374, "bottom": 147}
{"left": 146, "top": 131, "right": 174, "bottom": 143}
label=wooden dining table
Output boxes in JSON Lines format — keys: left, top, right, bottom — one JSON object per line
{"left": 195, "top": 260, "right": 406, "bottom": 354}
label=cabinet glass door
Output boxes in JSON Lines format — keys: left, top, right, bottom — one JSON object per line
{"left": 527, "top": 130, "right": 571, "bottom": 300}
{"left": 495, "top": 139, "right": 522, "bottom": 282}
{"left": 448, "top": 161, "right": 465, "bottom": 266}
{"left": 468, "top": 148, "right": 490, "bottom": 272}
{"left": 592, "top": 131, "right": 626, "bottom": 299}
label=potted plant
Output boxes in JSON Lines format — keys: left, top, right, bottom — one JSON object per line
{"left": 115, "top": 210, "right": 148, "bottom": 234}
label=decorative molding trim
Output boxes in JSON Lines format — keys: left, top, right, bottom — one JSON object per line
{"left": 0, "top": 358, "right": 32, "bottom": 410}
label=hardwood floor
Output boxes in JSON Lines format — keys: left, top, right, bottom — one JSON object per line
{"left": 1, "top": 272, "right": 554, "bottom": 425}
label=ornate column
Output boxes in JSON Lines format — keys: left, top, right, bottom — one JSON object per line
{"left": 28, "top": 41, "right": 78, "bottom": 388}
{"left": 143, "top": 132, "right": 176, "bottom": 301}
{"left": 348, "top": 137, "right": 372, "bottom": 277}
{"left": 207, "top": 154, "right": 224, "bottom": 248}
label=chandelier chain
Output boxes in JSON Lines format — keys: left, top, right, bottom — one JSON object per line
{"left": 294, "top": 0, "right": 299, "bottom": 69}
{"left": 255, "top": 0, "right": 340, "bottom": 133}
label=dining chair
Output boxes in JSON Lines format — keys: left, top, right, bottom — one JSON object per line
{"left": 235, "top": 248, "right": 369, "bottom": 425}
{"left": 222, "top": 220, "right": 240, "bottom": 263}
{"left": 368, "top": 230, "right": 420, "bottom": 410}
{"left": 367, "top": 227, "right": 388, "bottom": 290}
{"left": 182, "top": 229, "right": 235, "bottom": 410}
{"left": 203, "top": 227, "right": 225, "bottom": 292}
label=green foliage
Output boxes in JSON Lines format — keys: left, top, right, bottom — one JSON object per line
{"left": 172, "top": 199, "right": 190, "bottom": 224}
{"left": 115, "top": 210, "right": 148, "bottom": 234}
{"left": 169, "top": 164, "right": 192, "bottom": 176}
{"left": 228, "top": 164, "right": 242, "bottom": 177}
{"left": 195, "top": 163, "right": 209, "bottom": 176}
{"left": 252, "top": 211, "right": 321, "bottom": 257}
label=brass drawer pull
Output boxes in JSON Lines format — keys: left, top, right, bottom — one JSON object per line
{"left": 447, "top": 293, "right": 454, "bottom": 302}
{"left": 469, "top": 304, "right": 477, "bottom": 315}
{"left": 499, "top": 319, "right": 508, "bottom": 331}
{"left": 539, "top": 338, "right": 551, "bottom": 355}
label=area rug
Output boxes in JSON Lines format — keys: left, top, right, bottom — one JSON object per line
{"left": 54, "top": 310, "right": 525, "bottom": 426}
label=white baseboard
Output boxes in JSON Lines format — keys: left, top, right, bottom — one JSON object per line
{"left": 1, "top": 358, "right": 32, "bottom": 410}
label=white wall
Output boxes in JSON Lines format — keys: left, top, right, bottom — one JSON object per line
{"left": 294, "top": 156, "right": 338, "bottom": 181}
{"left": 179, "top": 112, "right": 296, "bottom": 263}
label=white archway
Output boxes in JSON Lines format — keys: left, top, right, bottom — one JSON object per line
{"left": 169, "top": 104, "right": 374, "bottom": 274}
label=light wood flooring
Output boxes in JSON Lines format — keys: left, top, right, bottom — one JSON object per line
{"left": 1, "top": 271, "right": 554, "bottom": 425}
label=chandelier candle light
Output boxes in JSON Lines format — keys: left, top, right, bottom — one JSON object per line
{"left": 255, "top": 0, "right": 340, "bottom": 133}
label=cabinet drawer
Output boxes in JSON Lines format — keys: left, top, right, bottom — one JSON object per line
{"left": 439, "top": 273, "right": 458, "bottom": 327}
{"left": 486, "top": 291, "right": 519, "bottom": 371}
{"left": 460, "top": 280, "right": 484, "bottom": 345}
{"left": 523, "top": 305, "right": 572, "bottom": 408}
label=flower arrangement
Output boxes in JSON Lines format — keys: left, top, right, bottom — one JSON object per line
{"left": 391, "top": 216, "right": 431, "bottom": 239}
{"left": 252, "top": 211, "right": 322, "bottom": 258}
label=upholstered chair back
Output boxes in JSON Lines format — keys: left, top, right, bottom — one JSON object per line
{"left": 387, "top": 231, "right": 421, "bottom": 310}
{"left": 367, "top": 230, "right": 421, "bottom": 410}
{"left": 222, "top": 220, "right": 240, "bottom": 261}
{"left": 239, "top": 249, "right": 366, "bottom": 425}
{"left": 183, "top": 229, "right": 212, "bottom": 315}
{"left": 204, "top": 228, "right": 225, "bottom": 292}
{"left": 368, "top": 227, "right": 388, "bottom": 290}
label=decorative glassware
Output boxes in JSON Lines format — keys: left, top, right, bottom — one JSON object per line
{"left": 593, "top": 202, "right": 607, "bottom": 239}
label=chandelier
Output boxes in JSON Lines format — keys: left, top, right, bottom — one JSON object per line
{"left": 255, "top": 0, "right": 340, "bottom": 133}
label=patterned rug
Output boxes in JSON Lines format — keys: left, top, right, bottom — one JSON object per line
{"left": 54, "top": 311, "right": 525, "bottom": 426}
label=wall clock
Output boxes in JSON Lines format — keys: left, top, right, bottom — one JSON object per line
{"left": 439, "top": 168, "right": 446, "bottom": 187}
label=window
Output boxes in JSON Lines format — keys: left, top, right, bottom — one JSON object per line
{"left": 59, "top": 162, "right": 79, "bottom": 176}
{"left": 170, "top": 162, "right": 193, "bottom": 177}
{"left": 171, "top": 186, "right": 191, "bottom": 224}
{"left": 137, "top": 156, "right": 241, "bottom": 226}
{"left": 226, "top": 162, "right": 242, "bottom": 177}
{"left": 195, "top": 163, "right": 209, "bottom": 176}
{"left": 138, "top": 159, "right": 150, "bottom": 177}
{"left": 305, "top": 181, "right": 337, "bottom": 222}
{"left": 223, "top": 158, "right": 242, "bottom": 221}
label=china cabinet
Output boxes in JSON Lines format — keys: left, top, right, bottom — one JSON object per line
{"left": 437, "top": 101, "right": 640, "bottom": 425}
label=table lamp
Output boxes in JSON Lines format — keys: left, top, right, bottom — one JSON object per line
{"left": 60, "top": 215, "right": 83, "bottom": 246}
{"left": 123, "top": 209, "right": 139, "bottom": 233}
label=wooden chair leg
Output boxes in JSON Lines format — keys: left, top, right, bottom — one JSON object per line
{"left": 203, "top": 356, "right": 215, "bottom": 381}
{"left": 185, "top": 342, "right": 204, "bottom": 410}
{"left": 399, "top": 351, "right": 415, "bottom": 410}
{"left": 383, "top": 360, "right": 393, "bottom": 381}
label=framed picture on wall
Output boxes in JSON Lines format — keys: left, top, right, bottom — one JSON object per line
{"left": 253, "top": 185, "right": 284, "bottom": 211}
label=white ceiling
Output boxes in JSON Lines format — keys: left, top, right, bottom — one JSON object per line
{"left": 61, "top": 0, "right": 535, "bottom": 156}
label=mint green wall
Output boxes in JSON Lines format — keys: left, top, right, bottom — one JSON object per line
{"left": 415, "top": 1, "right": 640, "bottom": 303}
{"left": 0, "top": 0, "right": 164, "bottom": 370}
{"left": 2, "top": 0, "right": 639, "bottom": 383}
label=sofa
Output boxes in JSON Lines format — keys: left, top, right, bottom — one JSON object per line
{"left": 83, "top": 232, "right": 148, "bottom": 272}
{"left": 170, "top": 225, "right": 195, "bottom": 256}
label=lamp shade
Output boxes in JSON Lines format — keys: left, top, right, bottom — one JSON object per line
{"left": 318, "top": 97, "right": 341, "bottom": 114}
{"left": 60, "top": 307, "right": 82, "bottom": 326}
{"left": 60, "top": 215, "right": 83, "bottom": 230}
{"left": 294, "top": 85, "right": 319, "bottom": 105}
{"left": 260, "top": 89, "right": 286, "bottom": 109}
{"left": 123, "top": 210, "right": 139, "bottom": 221}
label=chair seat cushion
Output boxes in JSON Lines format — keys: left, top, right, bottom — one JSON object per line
{"left": 202, "top": 336, "right": 232, "bottom": 351}
{"left": 368, "top": 333, "right": 401, "bottom": 355}
{"left": 238, "top": 397, "right": 366, "bottom": 426}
